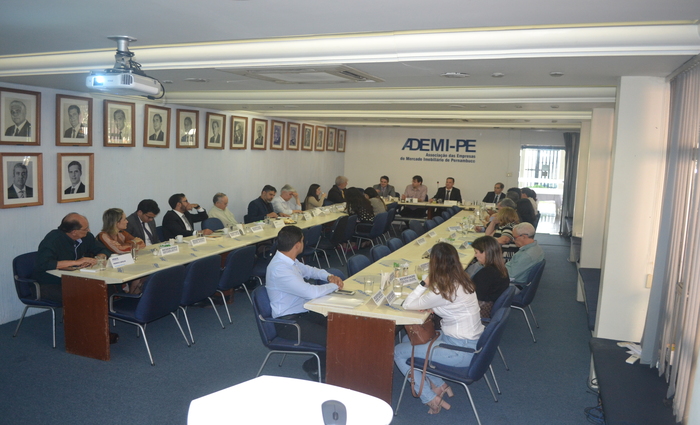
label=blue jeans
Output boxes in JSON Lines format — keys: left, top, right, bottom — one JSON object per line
{"left": 394, "top": 333, "right": 478, "bottom": 404}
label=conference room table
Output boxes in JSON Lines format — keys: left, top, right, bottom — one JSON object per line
{"left": 305, "top": 209, "right": 478, "bottom": 403}
{"left": 49, "top": 208, "right": 346, "bottom": 361}
{"left": 396, "top": 199, "right": 463, "bottom": 219}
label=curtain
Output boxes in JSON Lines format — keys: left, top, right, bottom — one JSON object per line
{"left": 559, "top": 132, "right": 580, "bottom": 235}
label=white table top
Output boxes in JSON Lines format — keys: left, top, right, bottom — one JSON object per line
{"left": 187, "top": 375, "right": 393, "bottom": 425}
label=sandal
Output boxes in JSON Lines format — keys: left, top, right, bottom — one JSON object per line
{"left": 431, "top": 383, "right": 454, "bottom": 399}
{"left": 426, "top": 395, "right": 451, "bottom": 414}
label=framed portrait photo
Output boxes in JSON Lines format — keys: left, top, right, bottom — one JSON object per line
{"left": 326, "top": 127, "right": 337, "bottom": 151}
{"left": 205, "top": 113, "right": 226, "bottom": 150}
{"left": 337, "top": 129, "right": 347, "bottom": 152}
{"left": 270, "top": 120, "right": 285, "bottom": 150}
{"left": 315, "top": 125, "right": 326, "bottom": 151}
{"left": 0, "top": 153, "right": 42, "bottom": 209}
{"left": 0, "top": 87, "right": 41, "bottom": 146}
{"left": 144, "top": 105, "right": 170, "bottom": 148}
{"left": 230, "top": 116, "right": 247, "bottom": 149}
{"left": 103, "top": 100, "right": 135, "bottom": 147}
{"left": 177, "top": 109, "right": 199, "bottom": 149}
{"left": 56, "top": 95, "right": 92, "bottom": 146}
{"left": 287, "top": 122, "right": 300, "bottom": 150}
{"left": 251, "top": 118, "right": 268, "bottom": 150}
{"left": 301, "top": 124, "right": 314, "bottom": 151}
{"left": 58, "top": 153, "right": 94, "bottom": 203}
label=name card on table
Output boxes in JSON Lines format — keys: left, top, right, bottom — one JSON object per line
{"left": 159, "top": 245, "right": 180, "bottom": 256}
{"left": 312, "top": 209, "right": 322, "bottom": 217}
{"left": 422, "top": 247, "right": 432, "bottom": 259}
{"left": 415, "top": 237, "right": 427, "bottom": 246}
{"left": 398, "top": 274, "right": 419, "bottom": 286}
{"left": 189, "top": 237, "right": 207, "bottom": 247}
{"left": 109, "top": 253, "right": 134, "bottom": 268}
{"left": 236, "top": 224, "right": 245, "bottom": 234}
{"left": 427, "top": 230, "right": 438, "bottom": 238}
{"left": 444, "top": 200, "right": 458, "bottom": 206}
{"left": 322, "top": 208, "right": 331, "bottom": 214}
{"left": 371, "top": 288, "right": 386, "bottom": 305}
{"left": 385, "top": 290, "right": 398, "bottom": 305}
{"left": 460, "top": 240, "right": 472, "bottom": 249}
{"left": 249, "top": 225, "right": 264, "bottom": 233}
{"left": 448, "top": 226, "right": 462, "bottom": 232}
{"left": 409, "top": 198, "right": 418, "bottom": 203}
{"left": 303, "top": 212, "right": 313, "bottom": 221}
{"left": 227, "top": 230, "right": 241, "bottom": 238}
{"left": 272, "top": 220, "right": 285, "bottom": 229}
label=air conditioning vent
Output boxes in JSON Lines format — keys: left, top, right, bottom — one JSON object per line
{"left": 120, "top": 74, "right": 134, "bottom": 85}
{"left": 216, "top": 65, "right": 383, "bottom": 84}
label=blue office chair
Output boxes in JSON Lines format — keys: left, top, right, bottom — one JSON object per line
{"left": 347, "top": 254, "right": 371, "bottom": 276}
{"left": 424, "top": 219, "right": 437, "bottom": 231}
{"left": 511, "top": 260, "right": 546, "bottom": 343}
{"left": 382, "top": 208, "right": 397, "bottom": 242}
{"left": 451, "top": 206, "right": 462, "bottom": 215}
{"left": 433, "top": 216, "right": 444, "bottom": 225}
{"left": 180, "top": 255, "right": 225, "bottom": 343}
{"left": 441, "top": 211, "right": 452, "bottom": 221}
{"left": 401, "top": 229, "right": 418, "bottom": 244}
{"left": 341, "top": 215, "right": 359, "bottom": 258}
{"left": 483, "top": 286, "right": 517, "bottom": 373}
{"left": 316, "top": 216, "right": 349, "bottom": 265}
{"left": 395, "top": 307, "right": 512, "bottom": 425}
{"left": 217, "top": 246, "right": 258, "bottom": 322}
{"left": 301, "top": 225, "right": 330, "bottom": 268}
{"left": 408, "top": 219, "right": 425, "bottom": 236}
{"left": 202, "top": 217, "right": 224, "bottom": 231}
{"left": 109, "top": 265, "right": 190, "bottom": 365}
{"left": 387, "top": 238, "right": 404, "bottom": 252}
{"left": 252, "top": 286, "right": 325, "bottom": 382}
{"left": 156, "top": 226, "right": 165, "bottom": 242}
{"left": 354, "top": 212, "right": 389, "bottom": 248}
{"left": 370, "top": 245, "right": 391, "bottom": 262}
{"left": 12, "top": 252, "right": 62, "bottom": 348}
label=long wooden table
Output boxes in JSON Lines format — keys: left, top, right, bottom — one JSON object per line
{"left": 305, "top": 209, "right": 478, "bottom": 403}
{"left": 50, "top": 210, "right": 346, "bottom": 361}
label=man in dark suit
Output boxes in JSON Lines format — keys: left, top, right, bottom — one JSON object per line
{"left": 373, "top": 175, "right": 396, "bottom": 198}
{"left": 64, "top": 161, "right": 85, "bottom": 194}
{"left": 431, "top": 177, "right": 462, "bottom": 203}
{"left": 5, "top": 100, "right": 31, "bottom": 137}
{"left": 482, "top": 182, "right": 506, "bottom": 204}
{"left": 161, "top": 193, "right": 211, "bottom": 239}
{"left": 126, "top": 199, "right": 161, "bottom": 246}
{"left": 327, "top": 176, "right": 348, "bottom": 204}
{"left": 209, "top": 120, "right": 221, "bottom": 145}
{"left": 149, "top": 113, "right": 164, "bottom": 141}
{"left": 246, "top": 185, "right": 279, "bottom": 223}
{"left": 7, "top": 163, "right": 33, "bottom": 199}
{"left": 63, "top": 105, "right": 86, "bottom": 138}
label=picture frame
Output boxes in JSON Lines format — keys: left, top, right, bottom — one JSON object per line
{"left": 0, "top": 87, "right": 41, "bottom": 146}
{"left": 103, "top": 100, "right": 135, "bottom": 147}
{"left": 287, "top": 122, "right": 300, "bottom": 150}
{"left": 301, "top": 124, "right": 314, "bottom": 151}
{"left": 326, "top": 127, "right": 337, "bottom": 151}
{"left": 0, "top": 152, "right": 42, "bottom": 209}
{"left": 337, "top": 129, "right": 346, "bottom": 152}
{"left": 58, "top": 153, "right": 94, "bottom": 203}
{"left": 176, "top": 109, "right": 199, "bottom": 149}
{"left": 144, "top": 105, "right": 170, "bottom": 148}
{"left": 230, "top": 116, "right": 247, "bottom": 149}
{"left": 251, "top": 118, "right": 268, "bottom": 150}
{"left": 315, "top": 125, "right": 326, "bottom": 151}
{"left": 205, "top": 112, "right": 225, "bottom": 150}
{"left": 270, "top": 120, "right": 285, "bottom": 150}
{"left": 56, "top": 95, "right": 92, "bottom": 146}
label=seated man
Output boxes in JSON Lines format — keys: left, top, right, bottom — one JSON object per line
{"left": 400, "top": 175, "right": 429, "bottom": 218}
{"left": 209, "top": 192, "right": 239, "bottom": 227}
{"left": 271, "top": 184, "right": 302, "bottom": 217}
{"left": 506, "top": 222, "right": 545, "bottom": 283}
{"left": 482, "top": 182, "right": 506, "bottom": 204}
{"left": 373, "top": 175, "right": 396, "bottom": 198}
{"left": 431, "top": 176, "right": 462, "bottom": 203}
{"left": 126, "top": 199, "right": 161, "bottom": 246}
{"left": 246, "top": 185, "right": 279, "bottom": 223}
{"left": 162, "top": 193, "right": 211, "bottom": 239}
{"left": 265, "top": 225, "right": 344, "bottom": 378}
{"left": 33, "top": 213, "right": 111, "bottom": 302}
{"left": 327, "top": 176, "right": 348, "bottom": 204}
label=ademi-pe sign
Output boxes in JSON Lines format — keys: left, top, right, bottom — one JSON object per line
{"left": 400, "top": 138, "right": 477, "bottom": 163}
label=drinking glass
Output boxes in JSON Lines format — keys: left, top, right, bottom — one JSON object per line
{"left": 363, "top": 276, "right": 374, "bottom": 295}
{"left": 392, "top": 278, "right": 403, "bottom": 297}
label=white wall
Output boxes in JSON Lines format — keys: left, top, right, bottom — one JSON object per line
{"left": 343, "top": 126, "right": 566, "bottom": 200}
{"left": 572, "top": 121, "right": 591, "bottom": 238}
{"left": 0, "top": 82, "right": 344, "bottom": 325}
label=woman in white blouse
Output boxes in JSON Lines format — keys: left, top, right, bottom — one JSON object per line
{"left": 394, "top": 242, "right": 484, "bottom": 414}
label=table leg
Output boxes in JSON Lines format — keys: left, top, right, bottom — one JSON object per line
{"left": 326, "top": 312, "right": 395, "bottom": 404}
{"left": 62, "top": 275, "right": 110, "bottom": 361}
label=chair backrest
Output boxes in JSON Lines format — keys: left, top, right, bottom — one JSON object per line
{"left": 433, "top": 216, "right": 444, "bottom": 225}
{"left": 401, "top": 229, "right": 418, "bottom": 244}
{"left": 135, "top": 265, "right": 187, "bottom": 323}
{"left": 383, "top": 208, "right": 396, "bottom": 234}
{"left": 181, "top": 255, "right": 222, "bottom": 306}
{"left": 386, "top": 202, "right": 399, "bottom": 211}
{"left": 365, "top": 212, "right": 389, "bottom": 238}
{"left": 424, "top": 219, "right": 437, "bottom": 231}
{"left": 156, "top": 226, "right": 165, "bottom": 242}
{"left": 325, "top": 268, "right": 347, "bottom": 280}
{"left": 441, "top": 211, "right": 452, "bottom": 220}
{"left": 409, "top": 220, "right": 425, "bottom": 236}
{"left": 387, "top": 238, "right": 404, "bottom": 252}
{"left": 202, "top": 218, "right": 224, "bottom": 231}
{"left": 303, "top": 225, "right": 323, "bottom": 248}
{"left": 451, "top": 206, "right": 462, "bottom": 214}
{"left": 492, "top": 285, "right": 516, "bottom": 313}
{"left": 342, "top": 215, "right": 358, "bottom": 241}
{"left": 347, "top": 254, "right": 371, "bottom": 276}
{"left": 252, "top": 286, "right": 278, "bottom": 345}
{"left": 218, "top": 245, "right": 256, "bottom": 291}
{"left": 13, "top": 252, "right": 37, "bottom": 300}
{"left": 370, "top": 245, "right": 391, "bottom": 262}
{"left": 467, "top": 306, "right": 511, "bottom": 381}
{"left": 513, "top": 260, "right": 546, "bottom": 307}
{"left": 329, "top": 215, "right": 350, "bottom": 245}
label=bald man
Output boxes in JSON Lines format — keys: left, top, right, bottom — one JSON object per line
{"left": 5, "top": 100, "right": 31, "bottom": 137}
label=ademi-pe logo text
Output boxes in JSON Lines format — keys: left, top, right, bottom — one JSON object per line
{"left": 401, "top": 138, "right": 476, "bottom": 152}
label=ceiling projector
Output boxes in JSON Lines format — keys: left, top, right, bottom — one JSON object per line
{"left": 86, "top": 36, "right": 163, "bottom": 98}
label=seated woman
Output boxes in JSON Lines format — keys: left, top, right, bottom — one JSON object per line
{"left": 466, "top": 236, "right": 510, "bottom": 318}
{"left": 484, "top": 206, "right": 520, "bottom": 261}
{"left": 516, "top": 198, "right": 537, "bottom": 227}
{"left": 345, "top": 187, "right": 374, "bottom": 224}
{"left": 364, "top": 187, "right": 387, "bottom": 215}
{"left": 304, "top": 183, "right": 326, "bottom": 210}
{"left": 394, "top": 243, "right": 484, "bottom": 414}
{"left": 98, "top": 208, "right": 146, "bottom": 293}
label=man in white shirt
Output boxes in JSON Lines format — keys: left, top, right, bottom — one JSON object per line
{"left": 271, "top": 184, "right": 302, "bottom": 217}
{"left": 208, "top": 192, "right": 238, "bottom": 227}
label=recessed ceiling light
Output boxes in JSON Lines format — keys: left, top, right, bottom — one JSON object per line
{"left": 515, "top": 105, "right": 523, "bottom": 109}
{"left": 441, "top": 72, "right": 470, "bottom": 78}
{"left": 184, "top": 78, "right": 209, "bottom": 83}
{"left": 524, "top": 120, "right": 530, "bottom": 122}
{"left": 479, "top": 105, "right": 487, "bottom": 109}
{"left": 552, "top": 120, "right": 558, "bottom": 123}
{"left": 283, "top": 105, "right": 299, "bottom": 108}
{"left": 491, "top": 72, "right": 505, "bottom": 78}
{"left": 450, "top": 105, "right": 466, "bottom": 109}
{"left": 549, "top": 71, "right": 564, "bottom": 77}
{"left": 551, "top": 105, "right": 559, "bottom": 109}
{"left": 162, "top": 80, "right": 173, "bottom": 84}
